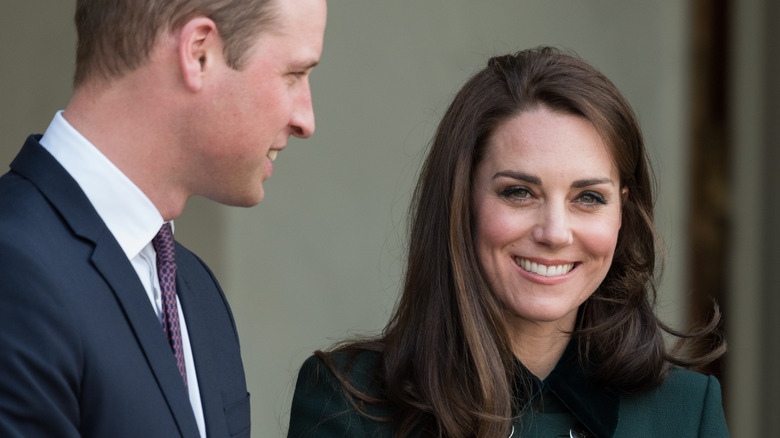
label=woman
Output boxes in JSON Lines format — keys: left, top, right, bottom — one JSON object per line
{"left": 287, "top": 47, "right": 728, "bottom": 438}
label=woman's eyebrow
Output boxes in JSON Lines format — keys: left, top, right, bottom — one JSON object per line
{"left": 492, "top": 171, "right": 614, "bottom": 189}
{"left": 492, "top": 170, "right": 541, "bottom": 185}
{"left": 571, "top": 178, "right": 615, "bottom": 189}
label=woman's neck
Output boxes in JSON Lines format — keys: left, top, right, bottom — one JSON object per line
{"left": 507, "top": 317, "right": 574, "bottom": 380}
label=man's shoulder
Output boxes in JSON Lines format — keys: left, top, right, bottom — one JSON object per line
{"left": 0, "top": 166, "right": 63, "bottom": 245}
{"left": 0, "top": 135, "right": 78, "bottom": 230}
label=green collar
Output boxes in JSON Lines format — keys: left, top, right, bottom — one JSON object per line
{"left": 513, "top": 340, "right": 619, "bottom": 437}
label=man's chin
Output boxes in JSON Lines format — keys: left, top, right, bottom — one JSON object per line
{"left": 237, "top": 190, "right": 265, "bottom": 207}
{"left": 206, "top": 186, "right": 265, "bottom": 208}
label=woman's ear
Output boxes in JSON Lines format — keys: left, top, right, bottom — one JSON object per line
{"left": 619, "top": 187, "right": 629, "bottom": 228}
{"left": 177, "top": 17, "right": 221, "bottom": 91}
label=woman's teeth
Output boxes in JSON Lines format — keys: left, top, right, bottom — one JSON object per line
{"left": 514, "top": 258, "right": 574, "bottom": 277}
{"left": 267, "top": 150, "right": 278, "bottom": 161}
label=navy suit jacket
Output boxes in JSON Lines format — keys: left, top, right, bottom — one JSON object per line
{"left": 0, "top": 136, "right": 250, "bottom": 437}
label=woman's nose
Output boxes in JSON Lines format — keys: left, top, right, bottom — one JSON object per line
{"left": 531, "top": 203, "right": 573, "bottom": 248}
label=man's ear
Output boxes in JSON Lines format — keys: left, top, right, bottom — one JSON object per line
{"left": 178, "top": 17, "right": 221, "bottom": 91}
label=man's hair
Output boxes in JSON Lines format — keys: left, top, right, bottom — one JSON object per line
{"left": 73, "top": 0, "right": 277, "bottom": 87}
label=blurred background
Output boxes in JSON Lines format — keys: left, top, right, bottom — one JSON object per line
{"left": 1, "top": 1, "right": 777, "bottom": 436}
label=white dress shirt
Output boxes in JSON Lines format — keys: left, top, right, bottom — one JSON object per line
{"left": 39, "top": 111, "right": 207, "bottom": 438}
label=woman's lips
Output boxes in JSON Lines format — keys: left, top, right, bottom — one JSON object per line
{"left": 513, "top": 257, "right": 575, "bottom": 277}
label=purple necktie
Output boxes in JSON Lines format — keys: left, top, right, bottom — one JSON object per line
{"left": 152, "top": 223, "right": 187, "bottom": 389}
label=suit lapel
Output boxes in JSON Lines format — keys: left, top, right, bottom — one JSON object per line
{"left": 175, "top": 255, "right": 223, "bottom": 437}
{"left": 91, "top": 238, "right": 201, "bottom": 438}
{"left": 12, "top": 137, "right": 201, "bottom": 438}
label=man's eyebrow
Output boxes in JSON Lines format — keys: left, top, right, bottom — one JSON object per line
{"left": 301, "top": 60, "right": 320, "bottom": 70}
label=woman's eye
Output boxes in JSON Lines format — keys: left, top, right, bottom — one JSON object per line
{"left": 499, "top": 186, "right": 531, "bottom": 200}
{"left": 577, "top": 191, "right": 607, "bottom": 205}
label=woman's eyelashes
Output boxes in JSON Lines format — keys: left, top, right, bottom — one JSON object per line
{"left": 576, "top": 190, "right": 608, "bottom": 206}
{"left": 497, "top": 185, "right": 610, "bottom": 208}
{"left": 498, "top": 185, "right": 532, "bottom": 200}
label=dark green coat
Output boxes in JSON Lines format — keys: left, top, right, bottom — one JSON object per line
{"left": 288, "top": 346, "right": 728, "bottom": 437}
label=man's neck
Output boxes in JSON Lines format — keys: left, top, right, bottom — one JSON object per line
{"left": 63, "top": 78, "right": 188, "bottom": 221}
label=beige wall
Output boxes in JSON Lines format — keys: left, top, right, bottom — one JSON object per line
{"left": 220, "top": 3, "right": 694, "bottom": 435}
{"left": 3, "top": 1, "right": 766, "bottom": 437}
{"left": 0, "top": 2, "right": 76, "bottom": 168}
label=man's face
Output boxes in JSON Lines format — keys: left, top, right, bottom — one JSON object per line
{"left": 192, "top": 0, "right": 327, "bottom": 206}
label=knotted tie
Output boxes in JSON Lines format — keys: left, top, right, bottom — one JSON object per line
{"left": 152, "top": 223, "right": 187, "bottom": 389}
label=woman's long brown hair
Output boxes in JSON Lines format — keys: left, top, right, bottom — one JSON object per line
{"left": 316, "top": 46, "right": 725, "bottom": 437}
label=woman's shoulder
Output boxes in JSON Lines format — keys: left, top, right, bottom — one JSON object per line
{"left": 289, "top": 349, "right": 392, "bottom": 438}
{"left": 630, "top": 367, "right": 720, "bottom": 399}
{"left": 615, "top": 369, "right": 729, "bottom": 437}
{"left": 298, "top": 349, "right": 383, "bottom": 389}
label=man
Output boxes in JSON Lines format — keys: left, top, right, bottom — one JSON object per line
{"left": 0, "top": 0, "right": 327, "bottom": 436}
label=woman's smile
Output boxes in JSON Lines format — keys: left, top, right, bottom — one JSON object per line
{"left": 472, "top": 106, "right": 624, "bottom": 330}
{"left": 513, "top": 257, "right": 576, "bottom": 277}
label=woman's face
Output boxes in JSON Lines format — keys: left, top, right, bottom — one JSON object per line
{"left": 472, "top": 106, "right": 624, "bottom": 334}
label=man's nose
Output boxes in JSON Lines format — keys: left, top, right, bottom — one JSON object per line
{"left": 290, "top": 82, "right": 315, "bottom": 138}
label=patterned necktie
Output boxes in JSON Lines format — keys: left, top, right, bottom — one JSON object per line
{"left": 152, "top": 223, "right": 188, "bottom": 389}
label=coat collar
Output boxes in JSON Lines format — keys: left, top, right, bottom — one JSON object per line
{"left": 11, "top": 136, "right": 107, "bottom": 243}
{"left": 513, "top": 339, "right": 619, "bottom": 438}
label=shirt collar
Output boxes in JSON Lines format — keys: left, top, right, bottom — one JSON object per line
{"left": 513, "top": 339, "right": 620, "bottom": 438}
{"left": 39, "top": 111, "right": 166, "bottom": 259}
